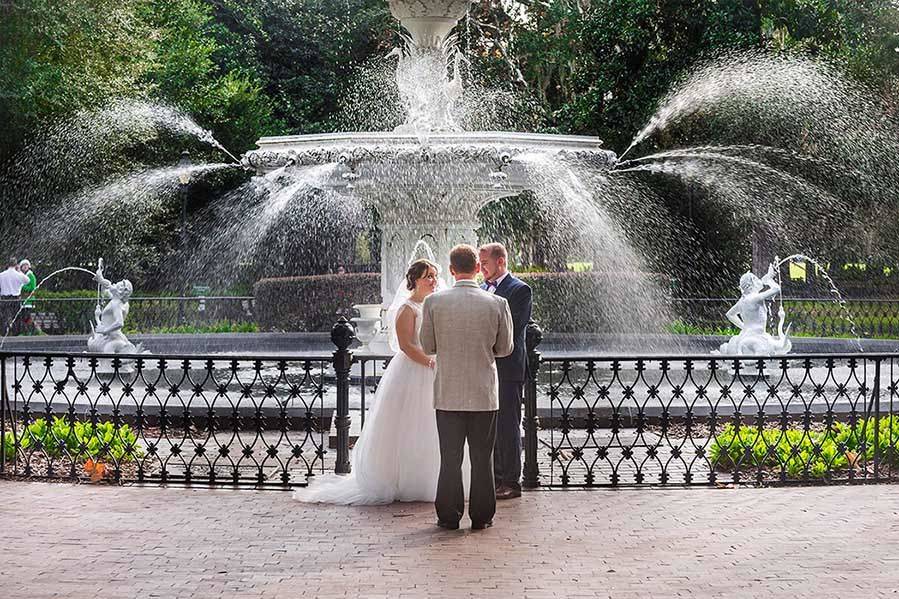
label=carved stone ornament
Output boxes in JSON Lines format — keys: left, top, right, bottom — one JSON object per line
{"left": 388, "top": 0, "right": 474, "bottom": 47}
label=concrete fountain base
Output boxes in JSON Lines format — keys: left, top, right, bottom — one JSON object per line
{"left": 2, "top": 331, "right": 896, "bottom": 357}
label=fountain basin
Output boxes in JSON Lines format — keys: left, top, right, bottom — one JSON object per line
{"left": 244, "top": 131, "right": 616, "bottom": 305}
{"left": 244, "top": 131, "right": 615, "bottom": 179}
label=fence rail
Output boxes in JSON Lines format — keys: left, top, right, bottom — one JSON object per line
{"left": 3, "top": 318, "right": 899, "bottom": 488}
{"left": 673, "top": 297, "right": 899, "bottom": 338}
{"left": 0, "top": 296, "right": 255, "bottom": 335}
{"left": 3, "top": 296, "right": 899, "bottom": 338}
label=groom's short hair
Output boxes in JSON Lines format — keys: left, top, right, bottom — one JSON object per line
{"left": 449, "top": 244, "right": 478, "bottom": 274}
{"left": 479, "top": 243, "right": 507, "bottom": 261}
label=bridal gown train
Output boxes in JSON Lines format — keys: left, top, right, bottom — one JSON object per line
{"left": 294, "top": 300, "right": 453, "bottom": 505}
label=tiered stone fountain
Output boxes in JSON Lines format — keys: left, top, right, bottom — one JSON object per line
{"left": 244, "top": 0, "right": 616, "bottom": 308}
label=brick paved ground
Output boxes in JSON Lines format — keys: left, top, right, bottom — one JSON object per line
{"left": 2, "top": 481, "right": 899, "bottom": 598}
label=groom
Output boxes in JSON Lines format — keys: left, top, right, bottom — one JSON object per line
{"left": 479, "top": 242, "right": 532, "bottom": 500}
{"left": 420, "top": 244, "right": 514, "bottom": 530}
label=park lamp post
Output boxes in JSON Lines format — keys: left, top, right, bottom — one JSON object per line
{"left": 177, "top": 150, "right": 192, "bottom": 324}
{"left": 177, "top": 150, "right": 192, "bottom": 247}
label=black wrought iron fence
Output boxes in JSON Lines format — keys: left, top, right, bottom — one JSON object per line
{"left": 523, "top": 322, "right": 899, "bottom": 487}
{"left": 0, "top": 296, "right": 255, "bottom": 336}
{"left": 673, "top": 297, "right": 899, "bottom": 338}
{"left": 4, "top": 317, "right": 899, "bottom": 489}
{"left": 0, "top": 351, "right": 333, "bottom": 486}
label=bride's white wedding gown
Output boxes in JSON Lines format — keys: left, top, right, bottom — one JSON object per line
{"left": 294, "top": 300, "right": 446, "bottom": 505}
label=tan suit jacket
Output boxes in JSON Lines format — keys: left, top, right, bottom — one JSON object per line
{"left": 419, "top": 279, "right": 514, "bottom": 411}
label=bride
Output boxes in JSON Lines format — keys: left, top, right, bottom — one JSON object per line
{"left": 294, "top": 258, "right": 444, "bottom": 504}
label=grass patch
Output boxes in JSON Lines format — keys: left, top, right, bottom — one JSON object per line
{"left": 124, "top": 320, "right": 259, "bottom": 335}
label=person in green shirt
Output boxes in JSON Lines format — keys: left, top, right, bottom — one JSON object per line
{"left": 18, "top": 259, "right": 38, "bottom": 331}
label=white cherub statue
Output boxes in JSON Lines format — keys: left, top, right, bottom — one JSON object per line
{"left": 87, "top": 260, "right": 144, "bottom": 355}
{"left": 716, "top": 263, "right": 792, "bottom": 356}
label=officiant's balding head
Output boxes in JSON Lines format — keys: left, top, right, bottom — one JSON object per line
{"left": 449, "top": 244, "right": 479, "bottom": 280}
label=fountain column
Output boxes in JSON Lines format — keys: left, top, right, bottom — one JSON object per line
{"left": 379, "top": 210, "right": 481, "bottom": 306}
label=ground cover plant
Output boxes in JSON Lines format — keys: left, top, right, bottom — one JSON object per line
{"left": 3, "top": 417, "right": 142, "bottom": 467}
{"left": 709, "top": 418, "right": 899, "bottom": 479}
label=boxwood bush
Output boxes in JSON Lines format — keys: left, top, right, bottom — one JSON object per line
{"left": 255, "top": 273, "right": 381, "bottom": 332}
{"left": 253, "top": 271, "right": 665, "bottom": 333}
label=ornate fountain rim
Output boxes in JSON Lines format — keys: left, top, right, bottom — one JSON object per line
{"left": 245, "top": 131, "right": 617, "bottom": 170}
{"left": 255, "top": 130, "right": 608, "bottom": 150}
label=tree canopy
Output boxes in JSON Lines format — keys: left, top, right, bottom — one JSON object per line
{"left": 1, "top": 0, "right": 897, "bottom": 290}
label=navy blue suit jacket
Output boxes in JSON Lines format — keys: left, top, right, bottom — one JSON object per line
{"left": 483, "top": 274, "right": 532, "bottom": 382}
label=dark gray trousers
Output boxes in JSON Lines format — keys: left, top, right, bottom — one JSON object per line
{"left": 494, "top": 381, "right": 523, "bottom": 491}
{"left": 435, "top": 409, "right": 497, "bottom": 526}
{"left": 0, "top": 296, "right": 19, "bottom": 336}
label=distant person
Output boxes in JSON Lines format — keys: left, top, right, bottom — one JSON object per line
{"left": 0, "top": 258, "right": 29, "bottom": 298}
{"left": 336, "top": 264, "right": 347, "bottom": 275}
{"left": 18, "top": 259, "right": 37, "bottom": 332}
{"left": 0, "top": 258, "right": 30, "bottom": 334}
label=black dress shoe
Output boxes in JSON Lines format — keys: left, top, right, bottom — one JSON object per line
{"left": 471, "top": 520, "right": 493, "bottom": 530}
{"left": 436, "top": 520, "right": 460, "bottom": 530}
{"left": 495, "top": 486, "right": 522, "bottom": 500}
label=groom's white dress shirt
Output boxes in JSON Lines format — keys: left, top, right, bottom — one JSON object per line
{"left": 484, "top": 271, "right": 509, "bottom": 294}
{"left": 419, "top": 279, "right": 514, "bottom": 411}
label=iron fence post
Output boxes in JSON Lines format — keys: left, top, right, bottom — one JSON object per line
{"left": 523, "top": 320, "right": 542, "bottom": 489}
{"left": 873, "top": 357, "right": 882, "bottom": 480}
{"left": 0, "top": 355, "right": 6, "bottom": 475}
{"left": 331, "top": 317, "right": 355, "bottom": 475}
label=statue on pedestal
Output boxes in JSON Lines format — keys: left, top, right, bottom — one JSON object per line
{"left": 87, "top": 261, "right": 144, "bottom": 355}
{"left": 716, "top": 263, "right": 792, "bottom": 356}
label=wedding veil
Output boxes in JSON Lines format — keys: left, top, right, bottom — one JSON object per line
{"left": 384, "top": 240, "right": 445, "bottom": 353}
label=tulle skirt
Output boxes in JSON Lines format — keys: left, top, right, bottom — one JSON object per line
{"left": 294, "top": 352, "right": 441, "bottom": 505}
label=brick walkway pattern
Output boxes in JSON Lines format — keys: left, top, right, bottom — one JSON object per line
{"left": 1, "top": 481, "right": 898, "bottom": 598}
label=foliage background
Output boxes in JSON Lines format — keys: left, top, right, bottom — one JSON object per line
{"left": 1, "top": 0, "right": 897, "bottom": 293}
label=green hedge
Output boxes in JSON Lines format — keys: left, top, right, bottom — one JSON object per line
{"left": 253, "top": 271, "right": 663, "bottom": 333}
{"left": 254, "top": 273, "right": 381, "bottom": 332}
{"left": 518, "top": 271, "right": 664, "bottom": 333}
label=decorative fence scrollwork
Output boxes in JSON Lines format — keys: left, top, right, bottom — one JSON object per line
{"left": 0, "top": 351, "right": 332, "bottom": 487}
{"left": 3, "top": 318, "right": 899, "bottom": 489}
{"left": 524, "top": 327, "right": 899, "bottom": 487}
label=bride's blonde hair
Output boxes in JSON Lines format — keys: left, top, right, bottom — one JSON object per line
{"left": 405, "top": 259, "right": 438, "bottom": 291}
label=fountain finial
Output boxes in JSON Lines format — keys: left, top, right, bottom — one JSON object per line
{"left": 388, "top": 0, "right": 473, "bottom": 48}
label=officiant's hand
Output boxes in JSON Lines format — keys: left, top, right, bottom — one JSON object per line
{"left": 427, "top": 357, "right": 436, "bottom": 369}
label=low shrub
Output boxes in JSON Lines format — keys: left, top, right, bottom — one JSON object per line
{"left": 255, "top": 273, "right": 380, "bottom": 332}
{"left": 518, "top": 271, "right": 669, "bottom": 333}
{"left": 126, "top": 320, "right": 259, "bottom": 335}
{"left": 708, "top": 419, "right": 899, "bottom": 479}
{"left": 5, "top": 417, "right": 142, "bottom": 464}
{"left": 253, "top": 271, "right": 668, "bottom": 333}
